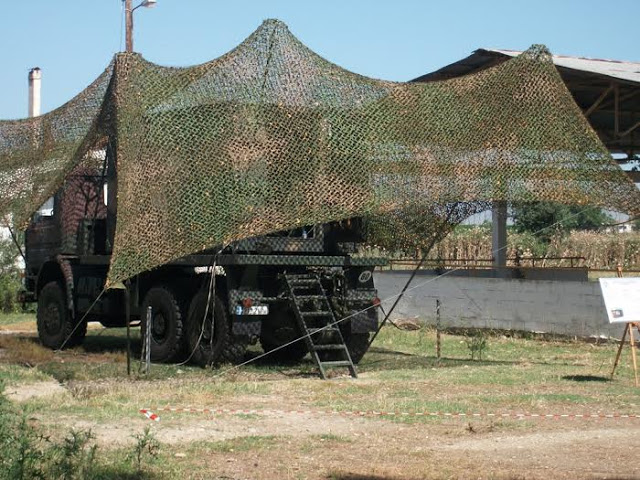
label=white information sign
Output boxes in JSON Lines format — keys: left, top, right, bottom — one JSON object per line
{"left": 599, "top": 277, "right": 640, "bottom": 324}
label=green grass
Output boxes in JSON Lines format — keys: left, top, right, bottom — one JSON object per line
{"left": 3, "top": 315, "right": 640, "bottom": 479}
{"left": 187, "top": 435, "right": 278, "bottom": 454}
{"left": 1, "top": 314, "right": 638, "bottom": 426}
{"left": 0, "top": 312, "right": 35, "bottom": 327}
{"left": 0, "top": 313, "right": 37, "bottom": 334}
{"left": 0, "top": 364, "right": 51, "bottom": 384}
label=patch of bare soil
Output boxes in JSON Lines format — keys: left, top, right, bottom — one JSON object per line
{"left": 434, "top": 425, "right": 640, "bottom": 479}
{"left": 57, "top": 411, "right": 379, "bottom": 447}
{"left": 5, "top": 380, "right": 67, "bottom": 402}
{"left": 37, "top": 402, "right": 640, "bottom": 479}
{"left": 164, "top": 418, "right": 640, "bottom": 480}
{"left": 0, "top": 329, "right": 34, "bottom": 335}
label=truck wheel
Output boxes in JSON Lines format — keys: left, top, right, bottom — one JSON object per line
{"left": 260, "top": 332, "right": 308, "bottom": 363}
{"left": 260, "top": 305, "right": 308, "bottom": 362}
{"left": 141, "top": 286, "right": 185, "bottom": 363}
{"left": 37, "top": 281, "right": 86, "bottom": 349}
{"left": 221, "top": 337, "right": 247, "bottom": 365}
{"left": 186, "top": 291, "right": 237, "bottom": 366}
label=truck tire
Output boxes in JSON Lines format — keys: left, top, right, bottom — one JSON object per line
{"left": 37, "top": 281, "right": 86, "bottom": 349}
{"left": 221, "top": 338, "right": 247, "bottom": 365}
{"left": 260, "top": 305, "right": 308, "bottom": 362}
{"left": 141, "top": 286, "right": 185, "bottom": 363}
{"left": 315, "top": 330, "right": 370, "bottom": 365}
{"left": 260, "top": 334, "right": 308, "bottom": 363}
{"left": 186, "top": 291, "right": 243, "bottom": 366}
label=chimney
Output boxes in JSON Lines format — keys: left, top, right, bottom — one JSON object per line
{"left": 28, "top": 67, "right": 41, "bottom": 117}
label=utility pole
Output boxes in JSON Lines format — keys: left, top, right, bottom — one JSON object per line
{"left": 125, "top": 0, "right": 134, "bottom": 52}
{"left": 124, "top": 0, "right": 156, "bottom": 53}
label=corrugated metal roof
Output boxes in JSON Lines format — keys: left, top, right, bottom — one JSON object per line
{"left": 483, "top": 48, "right": 640, "bottom": 84}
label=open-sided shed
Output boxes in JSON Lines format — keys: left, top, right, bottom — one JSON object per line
{"left": 414, "top": 49, "right": 640, "bottom": 267}
{"left": 414, "top": 48, "right": 640, "bottom": 181}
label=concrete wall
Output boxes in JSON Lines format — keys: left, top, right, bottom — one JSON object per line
{"left": 374, "top": 271, "right": 617, "bottom": 338}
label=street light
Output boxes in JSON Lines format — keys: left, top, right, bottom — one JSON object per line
{"left": 124, "top": 0, "right": 157, "bottom": 52}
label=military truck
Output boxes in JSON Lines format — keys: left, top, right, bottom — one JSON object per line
{"left": 22, "top": 146, "right": 383, "bottom": 375}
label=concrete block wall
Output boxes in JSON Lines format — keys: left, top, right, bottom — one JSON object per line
{"left": 374, "top": 271, "right": 617, "bottom": 338}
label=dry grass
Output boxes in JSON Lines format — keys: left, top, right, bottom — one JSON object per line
{"left": 0, "top": 335, "right": 55, "bottom": 366}
{"left": 2, "top": 318, "right": 640, "bottom": 479}
{"left": 0, "top": 312, "right": 38, "bottom": 333}
{"left": 420, "top": 227, "right": 640, "bottom": 270}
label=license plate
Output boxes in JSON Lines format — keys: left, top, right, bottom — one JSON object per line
{"left": 235, "top": 305, "right": 269, "bottom": 316}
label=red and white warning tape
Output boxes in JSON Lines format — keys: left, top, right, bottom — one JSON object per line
{"left": 140, "top": 409, "right": 160, "bottom": 421}
{"left": 139, "top": 406, "right": 640, "bottom": 421}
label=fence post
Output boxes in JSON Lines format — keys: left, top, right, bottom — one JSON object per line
{"left": 145, "top": 306, "right": 152, "bottom": 374}
{"left": 125, "top": 281, "right": 131, "bottom": 376}
{"left": 436, "top": 299, "right": 441, "bottom": 360}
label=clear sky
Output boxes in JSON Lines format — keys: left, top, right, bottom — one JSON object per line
{"left": 1, "top": 0, "right": 639, "bottom": 120}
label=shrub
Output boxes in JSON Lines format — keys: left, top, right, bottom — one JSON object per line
{"left": 0, "top": 381, "right": 48, "bottom": 480}
{"left": 512, "top": 201, "right": 612, "bottom": 242}
{"left": 129, "top": 426, "right": 160, "bottom": 474}
{"left": 0, "top": 238, "right": 22, "bottom": 313}
{"left": 0, "top": 382, "right": 161, "bottom": 479}
{"left": 465, "top": 331, "right": 488, "bottom": 361}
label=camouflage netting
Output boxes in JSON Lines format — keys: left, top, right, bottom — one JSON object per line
{"left": 1, "top": 19, "right": 639, "bottom": 285}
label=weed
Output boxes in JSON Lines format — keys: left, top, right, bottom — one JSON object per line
{"left": 130, "top": 426, "right": 160, "bottom": 473}
{"left": 48, "top": 429, "right": 97, "bottom": 480}
{"left": 1, "top": 413, "right": 48, "bottom": 480}
{"left": 0, "top": 379, "right": 46, "bottom": 480}
{"left": 0, "top": 380, "right": 166, "bottom": 480}
{"left": 465, "top": 331, "right": 488, "bottom": 361}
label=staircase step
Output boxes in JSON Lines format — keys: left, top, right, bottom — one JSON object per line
{"left": 308, "top": 327, "right": 340, "bottom": 334}
{"left": 294, "top": 295, "right": 326, "bottom": 300}
{"left": 319, "top": 360, "right": 353, "bottom": 368}
{"left": 300, "top": 311, "right": 332, "bottom": 317}
{"left": 313, "top": 344, "right": 347, "bottom": 351}
{"left": 286, "top": 276, "right": 317, "bottom": 283}
{"left": 284, "top": 272, "right": 357, "bottom": 379}
{"left": 290, "top": 284, "right": 319, "bottom": 290}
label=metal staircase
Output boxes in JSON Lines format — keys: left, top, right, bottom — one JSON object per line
{"left": 284, "top": 273, "right": 357, "bottom": 379}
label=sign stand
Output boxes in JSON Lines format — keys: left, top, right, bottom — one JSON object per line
{"left": 600, "top": 267, "right": 640, "bottom": 387}
{"left": 610, "top": 322, "right": 640, "bottom": 387}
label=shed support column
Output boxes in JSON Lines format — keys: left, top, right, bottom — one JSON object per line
{"left": 492, "top": 201, "right": 508, "bottom": 269}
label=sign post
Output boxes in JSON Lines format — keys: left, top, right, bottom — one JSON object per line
{"left": 599, "top": 277, "right": 640, "bottom": 386}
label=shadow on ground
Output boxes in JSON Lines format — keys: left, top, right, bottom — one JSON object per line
{"left": 561, "top": 374, "right": 611, "bottom": 382}
{"left": 82, "top": 333, "right": 141, "bottom": 355}
{"left": 2, "top": 329, "right": 593, "bottom": 382}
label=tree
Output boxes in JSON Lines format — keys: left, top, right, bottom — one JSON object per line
{"left": 0, "top": 237, "right": 23, "bottom": 312}
{"left": 511, "top": 202, "right": 612, "bottom": 242}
